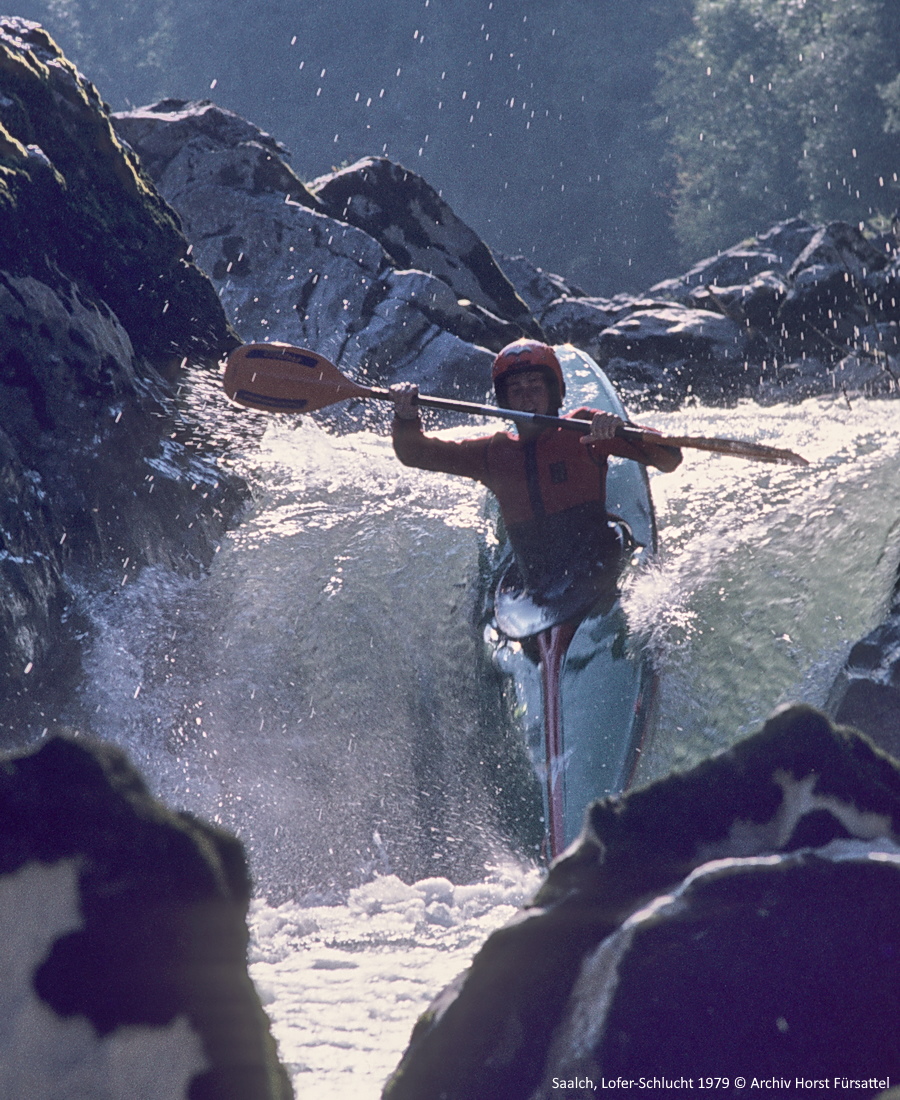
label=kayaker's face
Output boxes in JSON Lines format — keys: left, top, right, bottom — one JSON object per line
{"left": 505, "top": 371, "right": 551, "bottom": 415}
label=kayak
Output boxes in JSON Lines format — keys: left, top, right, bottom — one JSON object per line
{"left": 484, "top": 345, "right": 657, "bottom": 859}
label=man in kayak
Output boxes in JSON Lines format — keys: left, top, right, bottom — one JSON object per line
{"left": 391, "top": 339, "right": 682, "bottom": 606}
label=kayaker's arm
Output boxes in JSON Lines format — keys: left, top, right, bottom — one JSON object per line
{"left": 579, "top": 410, "right": 682, "bottom": 472}
{"left": 390, "top": 383, "right": 492, "bottom": 480}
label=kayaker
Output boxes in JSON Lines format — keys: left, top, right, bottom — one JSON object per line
{"left": 390, "top": 339, "right": 682, "bottom": 602}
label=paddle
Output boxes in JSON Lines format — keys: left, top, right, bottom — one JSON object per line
{"left": 223, "top": 342, "right": 810, "bottom": 467}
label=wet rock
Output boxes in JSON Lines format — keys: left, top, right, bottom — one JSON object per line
{"left": 0, "top": 23, "right": 247, "bottom": 736}
{"left": 0, "top": 734, "right": 293, "bottom": 1099}
{"left": 828, "top": 574, "right": 900, "bottom": 759}
{"left": 533, "top": 217, "right": 900, "bottom": 406}
{"left": 537, "top": 297, "right": 624, "bottom": 358}
{"left": 383, "top": 705, "right": 900, "bottom": 1100}
{"left": 0, "top": 19, "right": 236, "bottom": 369}
{"left": 115, "top": 104, "right": 496, "bottom": 402}
{"left": 592, "top": 302, "right": 751, "bottom": 404}
{"left": 310, "top": 156, "right": 541, "bottom": 341}
{"left": 0, "top": 267, "right": 247, "bottom": 737}
{"left": 111, "top": 97, "right": 321, "bottom": 212}
{"left": 112, "top": 94, "right": 900, "bottom": 408}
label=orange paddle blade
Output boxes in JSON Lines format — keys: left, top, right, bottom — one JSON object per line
{"left": 223, "top": 343, "right": 375, "bottom": 413}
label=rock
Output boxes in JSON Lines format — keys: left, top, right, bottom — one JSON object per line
{"left": 0, "top": 266, "right": 247, "bottom": 736}
{"left": 592, "top": 302, "right": 751, "bottom": 404}
{"left": 828, "top": 574, "right": 900, "bottom": 758}
{"left": 383, "top": 705, "right": 900, "bottom": 1100}
{"left": 532, "top": 216, "right": 900, "bottom": 405}
{"left": 111, "top": 97, "right": 321, "bottom": 212}
{"left": 115, "top": 104, "right": 497, "bottom": 402}
{"left": 496, "top": 253, "right": 588, "bottom": 314}
{"left": 0, "top": 24, "right": 247, "bottom": 735}
{"left": 310, "top": 156, "right": 541, "bottom": 339}
{"left": 0, "top": 19, "right": 236, "bottom": 369}
{"left": 537, "top": 297, "right": 624, "bottom": 356}
{"left": 776, "top": 221, "right": 893, "bottom": 362}
{"left": 648, "top": 218, "right": 819, "bottom": 302}
{"left": 788, "top": 220, "right": 891, "bottom": 285}
{"left": 538, "top": 846, "right": 900, "bottom": 1094}
{"left": 0, "top": 734, "right": 292, "bottom": 1099}
{"left": 112, "top": 93, "right": 900, "bottom": 408}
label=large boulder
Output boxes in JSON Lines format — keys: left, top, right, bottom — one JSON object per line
{"left": 114, "top": 102, "right": 497, "bottom": 402}
{"left": 0, "top": 19, "right": 236, "bottom": 369}
{"left": 109, "top": 97, "right": 321, "bottom": 213}
{"left": 537, "top": 845, "right": 900, "bottom": 1094}
{"left": 0, "top": 734, "right": 292, "bottom": 1099}
{"left": 648, "top": 218, "right": 819, "bottom": 301}
{"left": 592, "top": 302, "right": 751, "bottom": 404}
{"left": 310, "top": 156, "right": 541, "bottom": 342}
{"left": 383, "top": 705, "right": 900, "bottom": 1099}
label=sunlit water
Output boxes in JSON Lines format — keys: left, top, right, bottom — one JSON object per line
{"left": 76, "top": 389, "right": 899, "bottom": 1098}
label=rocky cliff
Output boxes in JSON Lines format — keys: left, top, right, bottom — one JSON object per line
{"left": 0, "top": 19, "right": 245, "bottom": 736}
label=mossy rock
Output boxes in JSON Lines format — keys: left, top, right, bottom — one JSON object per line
{"left": 0, "top": 17, "right": 238, "bottom": 366}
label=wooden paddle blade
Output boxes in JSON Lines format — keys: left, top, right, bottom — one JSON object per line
{"left": 223, "top": 343, "right": 374, "bottom": 413}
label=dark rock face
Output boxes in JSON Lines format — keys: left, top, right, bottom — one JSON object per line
{"left": 828, "top": 573, "right": 900, "bottom": 759}
{"left": 0, "top": 734, "right": 292, "bottom": 1098}
{"left": 0, "top": 20, "right": 236, "bottom": 369}
{"left": 0, "top": 21, "right": 247, "bottom": 735}
{"left": 495, "top": 253, "right": 587, "bottom": 314}
{"left": 538, "top": 851, "right": 900, "bottom": 1094}
{"left": 310, "top": 156, "right": 541, "bottom": 341}
{"left": 383, "top": 706, "right": 900, "bottom": 1100}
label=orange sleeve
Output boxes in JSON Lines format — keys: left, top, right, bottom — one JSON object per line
{"left": 392, "top": 415, "right": 494, "bottom": 483}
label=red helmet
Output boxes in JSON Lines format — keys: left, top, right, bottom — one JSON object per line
{"left": 491, "top": 340, "right": 565, "bottom": 407}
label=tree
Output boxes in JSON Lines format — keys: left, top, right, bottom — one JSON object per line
{"left": 657, "top": 0, "right": 900, "bottom": 262}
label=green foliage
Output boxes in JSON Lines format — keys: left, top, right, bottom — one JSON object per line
{"left": 657, "top": 0, "right": 900, "bottom": 262}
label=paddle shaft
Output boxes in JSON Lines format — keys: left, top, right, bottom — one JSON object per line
{"left": 224, "top": 343, "right": 810, "bottom": 465}
{"left": 364, "top": 383, "right": 807, "bottom": 463}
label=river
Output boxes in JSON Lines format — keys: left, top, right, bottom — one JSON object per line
{"left": 75, "top": 375, "right": 899, "bottom": 1098}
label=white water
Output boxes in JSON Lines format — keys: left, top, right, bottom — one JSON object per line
{"left": 76, "top": 390, "right": 899, "bottom": 1098}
